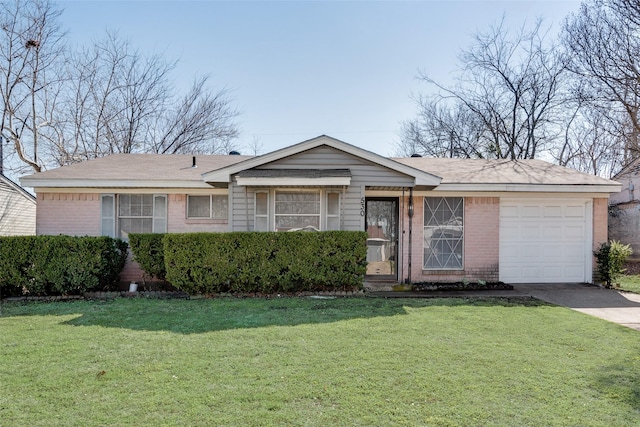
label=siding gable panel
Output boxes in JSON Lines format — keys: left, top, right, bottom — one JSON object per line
{"left": 256, "top": 146, "right": 415, "bottom": 188}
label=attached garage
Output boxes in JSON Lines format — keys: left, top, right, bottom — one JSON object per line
{"left": 499, "top": 199, "right": 592, "bottom": 283}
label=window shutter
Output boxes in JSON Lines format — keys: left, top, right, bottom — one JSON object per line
{"left": 255, "top": 192, "right": 269, "bottom": 231}
{"left": 326, "top": 192, "right": 340, "bottom": 230}
{"left": 101, "top": 194, "right": 116, "bottom": 237}
{"left": 153, "top": 195, "right": 167, "bottom": 233}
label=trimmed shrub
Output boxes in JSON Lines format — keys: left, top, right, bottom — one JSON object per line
{"left": 129, "top": 233, "right": 166, "bottom": 281}
{"left": 163, "top": 231, "right": 367, "bottom": 295}
{"left": 0, "top": 235, "right": 128, "bottom": 296}
{"left": 594, "top": 240, "right": 633, "bottom": 288}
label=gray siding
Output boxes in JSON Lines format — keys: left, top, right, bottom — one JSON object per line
{"left": 231, "top": 182, "right": 255, "bottom": 231}
{"left": 342, "top": 185, "right": 365, "bottom": 230}
{"left": 259, "top": 146, "right": 415, "bottom": 188}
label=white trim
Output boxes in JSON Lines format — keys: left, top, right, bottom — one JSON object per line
{"left": 433, "top": 183, "right": 620, "bottom": 193}
{"left": 585, "top": 199, "right": 593, "bottom": 284}
{"left": 410, "top": 191, "right": 614, "bottom": 198}
{"left": 31, "top": 187, "right": 228, "bottom": 195}
{"left": 21, "top": 179, "right": 214, "bottom": 189}
{"left": 235, "top": 176, "right": 351, "bottom": 187}
{"left": 202, "top": 135, "right": 442, "bottom": 187}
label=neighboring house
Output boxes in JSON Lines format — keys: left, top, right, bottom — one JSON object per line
{"left": 0, "top": 173, "right": 36, "bottom": 236}
{"left": 20, "top": 135, "right": 620, "bottom": 285}
{"left": 608, "top": 158, "right": 640, "bottom": 256}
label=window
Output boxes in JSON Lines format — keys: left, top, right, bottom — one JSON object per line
{"left": 187, "top": 195, "right": 228, "bottom": 219}
{"left": 424, "top": 197, "right": 463, "bottom": 269}
{"left": 275, "top": 191, "right": 320, "bottom": 231}
{"left": 254, "top": 190, "right": 341, "bottom": 232}
{"left": 101, "top": 194, "right": 167, "bottom": 238}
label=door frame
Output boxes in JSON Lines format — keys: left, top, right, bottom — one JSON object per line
{"left": 365, "top": 197, "right": 400, "bottom": 281}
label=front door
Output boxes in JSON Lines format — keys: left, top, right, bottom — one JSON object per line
{"left": 365, "top": 198, "right": 399, "bottom": 280}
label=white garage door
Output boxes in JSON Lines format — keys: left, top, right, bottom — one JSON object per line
{"left": 499, "top": 199, "right": 591, "bottom": 283}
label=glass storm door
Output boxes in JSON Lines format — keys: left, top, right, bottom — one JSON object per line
{"left": 365, "top": 198, "right": 399, "bottom": 279}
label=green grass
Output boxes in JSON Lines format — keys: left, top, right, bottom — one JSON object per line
{"left": 618, "top": 274, "right": 640, "bottom": 294}
{"left": 1, "top": 297, "right": 639, "bottom": 426}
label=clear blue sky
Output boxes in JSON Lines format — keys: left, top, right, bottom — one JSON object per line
{"left": 59, "top": 0, "right": 582, "bottom": 157}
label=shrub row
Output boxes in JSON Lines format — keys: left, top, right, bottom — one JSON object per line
{"left": 0, "top": 235, "right": 128, "bottom": 297}
{"left": 130, "top": 231, "right": 367, "bottom": 295}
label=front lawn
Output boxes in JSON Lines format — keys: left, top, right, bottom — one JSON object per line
{"left": 1, "top": 297, "right": 639, "bottom": 426}
{"left": 617, "top": 274, "right": 640, "bottom": 294}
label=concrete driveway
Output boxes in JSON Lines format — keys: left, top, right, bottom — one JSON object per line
{"left": 513, "top": 283, "right": 640, "bottom": 331}
{"left": 368, "top": 282, "right": 640, "bottom": 331}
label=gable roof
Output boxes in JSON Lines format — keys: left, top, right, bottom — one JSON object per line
{"left": 394, "top": 157, "right": 620, "bottom": 192}
{"left": 201, "top": 135, "right": 443, "bottom": 187}
{"left": 18, "top": 136, "right": 620, "bottom": 194}
{"left": 0, "top": 174, "right": 36, "bottom": 203}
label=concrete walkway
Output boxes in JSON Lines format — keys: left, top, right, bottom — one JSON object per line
{"left": 368, "top": 283, "right": 640, "bottom": 331}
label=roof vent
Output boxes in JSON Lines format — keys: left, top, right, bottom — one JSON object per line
{"left": 229, "top": 150, "right": 241, "bottom": 155}
{"left": 192, "top": 156, "right": 197, "bottom": 168}
{"left": 410, "top": 153, "right": 422, "bottom": 158}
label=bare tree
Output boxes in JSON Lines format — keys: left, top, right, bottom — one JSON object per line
{"left": 556, "top": 100, "right": 624, "bottom": 177}
{"left": 246, "top": 135, "right": 263, "bottom": 156}
{"left": 401, "top": 18, "right": 569, "bottom": 160}
{"left": 563, "top": 0, "right": 640, "bottom": 165}
{"left": 52, "top": 32, "right": 239, "bottom": 165}
{"left": 399, "top": 98, "right": 485, "bottom": 158}
{"left": 610, "top": 0, "right": 640, "bottom": 25}
{"left": 1, "top": 8, "right": 240, "bottom": 174}
{"left": 150, "top": 76, "right": 239, "bottom": 155}
{"left": 0, "top": 0, "right": 65, "bottom": 174}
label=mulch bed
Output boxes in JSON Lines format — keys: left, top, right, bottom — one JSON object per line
{"left": 412, "top": 282, "right": 513, "bottom": 292}
{"left": 2, "top": 289, "right": 365, "bottom": 302}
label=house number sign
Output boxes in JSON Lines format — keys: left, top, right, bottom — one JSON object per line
{"left": 360, "top": 198, "right": 365, "bottom": 216}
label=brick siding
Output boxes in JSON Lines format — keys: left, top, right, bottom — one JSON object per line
{"left": 37, "top": 193, "right": 101, "bottom": 236}
{"left": 402, "top": 196, "right": 500, "bottom": 283}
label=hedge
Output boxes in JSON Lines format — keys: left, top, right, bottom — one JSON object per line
{"left": 129, "top": 233, "right": 166, "bottom": 281}
{"left": 0, "top": 235, "right": 128, "bottom": 297}
{"left": 162, "top": 231, "right": 368, "bottom": 295}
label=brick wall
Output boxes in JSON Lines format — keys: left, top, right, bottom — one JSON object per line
{"left": 402, "top": 196, "right": 500, "bottom": 283}
{"left": 593, "top": 198, "right": 608, "bottom": 250}
{"left": 593, "top": 197, "right": 609, "bottom": 280}
{"left": 166, "top": 194, "right": 229, "bottom": 233}
{"left": 37, "top": 193, "right": 101, "bottom": 236}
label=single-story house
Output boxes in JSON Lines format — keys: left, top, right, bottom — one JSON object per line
{"left": 20, "top": 135, "right": 621, "bottom": 285}
{"left": 608, "top": 158, "right": 640, "bottom": 255}
{"left": 0, "top": 173, "right": 36, "bottom": 236}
